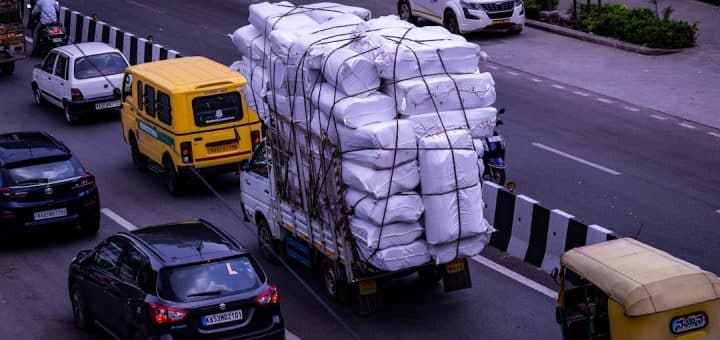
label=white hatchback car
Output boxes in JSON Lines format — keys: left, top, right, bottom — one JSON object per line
{"left": 398, "top": 0, "right": 525, "bottom": 35}
{"left": 31, "top": 42, "right": 129, "bottom": 124}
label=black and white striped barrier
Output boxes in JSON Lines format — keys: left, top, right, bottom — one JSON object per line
{"left": 59, "top": 7, "right": 181, "bottom": 65}
{"left": 482, "top": 181, "right": 616, "bottom": 274}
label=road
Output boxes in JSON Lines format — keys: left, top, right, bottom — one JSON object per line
{"left": 2, "top": 0, "right": 719, "bottom": 339}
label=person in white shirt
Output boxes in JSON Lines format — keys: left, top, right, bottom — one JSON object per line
{"left": 31, "top": 0, "right": 60, "bottom": 56}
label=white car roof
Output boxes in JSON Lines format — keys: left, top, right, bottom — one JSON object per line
{"left": 54, "top": 42, "right": 124, "bottom": 58}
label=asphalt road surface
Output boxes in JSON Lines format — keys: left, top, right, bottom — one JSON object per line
{"left": 1, "top": 0, "right": 719, "bottom": 339}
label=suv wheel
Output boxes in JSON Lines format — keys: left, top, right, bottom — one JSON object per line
{"left": 444, "top": 10, "right": 460, "bottom": 35}
{"left": 129, "top": 134, "right": 148, "bottom": 172}
{"left": 70, "top": 284, "right": 93, "bottom": 331}
{"left": 398, "top": 0, "right": 418, "bottom": 24}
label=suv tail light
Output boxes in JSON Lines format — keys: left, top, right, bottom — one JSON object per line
{"left": 255, "top": 283, "right": 279, "bottom": 306}
{"left": 0, "top": 187, "right": 30, "bottom": 201}
{"left": 71, "top": 88, "right": 84, "bottom": 102}
{"left": 149, "top": 303, "right": 188, "bottom": 325}
{"left": 180, "top": 142, "right": 193, "bottom": 164}
{"left": 250, "top": 130, "right": 261, "bottom": 151}
{"left": 73, "top": 174, "right": 96, "bottom": 191}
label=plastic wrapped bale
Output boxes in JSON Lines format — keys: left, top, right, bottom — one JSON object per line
{"left": 430, "top": 231, "right": 494, "bottom": 265}
{"left": 356, "top": 14, "right": 414, "bottom": 31}
{"left": 423, "top": 182, "right": 488, "bottom": 245}
{"left": 300, "top": 2, "right": 372, "bottom": 22}
{"left": 287, "top": 14, "right": 365, "bottom": 68}
{"left": 384, "top": 71, "right": 496, "bottom": 116}
{"left": 231, "top": 25, "right": 268, "bottom": 61}
{"left": 230, "top": 59, "right": 270, "bottom": 122}
{"left": 350, "top": 217, "right": 423, "bottom": 250}
{"left": 266, "top": 91, "right": 311, "bottom": 127}
{"left": 311, "top": 83, "right": 395, "bottom": 128}
{"left": 357, "top": 239, "right": 431, "bottom": 272}
{"left": 346, "top": 189, "right": 423, "bottom": 225}
{"left": 418, "top": 129, "right": 480, "bottom": 195}
{"left": 342, "top": 160, "right": 419, "bottom": 200}
{"left": 249, "top": 1, "right": 318, "bottom": 34}
{"left": 356, "top": 25, "right": 480, "bottom": 80}
{"left": 321, "top": 47, "right": 380, "bottom": 97}
{"left": 311, "top": 116, "right": 417, "bottom": 169}
{"left": 408, "top": 107, "right": 497, "bottom": 140}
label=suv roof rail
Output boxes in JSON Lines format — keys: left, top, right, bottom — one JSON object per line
{"left": 119, "top": 231, "right": 166, "bottom": 261}
{"left": 198, "top": 218, "right": 245, "bottom": 250}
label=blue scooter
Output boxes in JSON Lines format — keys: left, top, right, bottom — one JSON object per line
{"left": 482, "top": 108, "right": 507, "bottom": 186}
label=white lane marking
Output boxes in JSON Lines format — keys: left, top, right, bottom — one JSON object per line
{"left": 532, "top": 142, "right": 622, "bottom": 175}
{"left": 649, "top": 114, "right": 669, "bottom": 120}
{"left": 572, "top": 91, "right": 589, "bottom": 97}
{"left": 551, "top": 84, "right": 565, "bottom": 89}
{"left": 709, "top": 132, "right": 720, "bottom": 138}
{"left": 99, "top": 208, "right": 303, "bottom": 340}
{"left": 472, "top": 256, "right": 557, "bottom": 299}
{"left": 596, "top": 98, "right": 614, "bottom": 104}
{"left": 624, "top": 106, "right": 640, "bottom": 112}
{"left": 506, "top": 71, "right": 520, "bottom": 76}
{"left": 679, "top": 122, "right": 697, "bottom": 129}
{"left": 487, "top": 65, "right": 499, "bottom": 70}
{"left": 101, "top": 208, "right": 137, "bottom": 230}
{"left": 25, "top": 36, "right": 33, "bottom": 43}
{"left": 529, "top": 77, "right": 542, "bottom": 82}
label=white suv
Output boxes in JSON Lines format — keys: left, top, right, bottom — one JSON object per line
{"left": 31, "top": 42, "right": 129, "bottom": 124}
{"left": 398, "top": 0, "right": 525, "bottom": 34}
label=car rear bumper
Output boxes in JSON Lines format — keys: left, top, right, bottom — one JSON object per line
{"left": 65, "top": 95, "right": 121, "bottom": 116}
{"left": 155, "top": 317, "right": 284, "bottom": 340}
{"left": 0, "top": 195, "right": 100, "bottom": 232}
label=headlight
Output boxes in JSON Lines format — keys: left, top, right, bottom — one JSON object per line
{"left": 514, "top": 0, "right": 523, "bottom": 6}
{"left": 460, "top": 0, "right": 482, "bottom": 10}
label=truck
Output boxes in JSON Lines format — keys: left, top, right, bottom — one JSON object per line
{"left": 240, "top": 127, "right": 473, "bottom": 314}
{"left": 0, "top": 0, "right": 26, "bottom": 75}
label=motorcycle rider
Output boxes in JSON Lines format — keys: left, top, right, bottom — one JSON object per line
{"left": 30, "top": 0, "right": 59, "bottom": 56}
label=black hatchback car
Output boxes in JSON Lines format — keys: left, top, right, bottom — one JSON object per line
{"left": 0, "top": 131, "right": 100, "bottom": 235}
{"left": 68, "top": 220, "right": 284, "bottom": 340}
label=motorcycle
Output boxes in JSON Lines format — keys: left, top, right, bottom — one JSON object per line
{"left": 481, "top": 108, "right": 507, "bottom": 186}
{"left": 27, "top": 1, "right": 66, "bottom": 57}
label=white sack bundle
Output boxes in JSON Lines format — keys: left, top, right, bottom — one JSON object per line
{"left": 300, "top": 2, "right": 372, "bottom": 22}
{"left": 266, "top": 91, "right": 311, "bottom": 127}
{"left": 357, "top": 239, "right": 431, "bottom": 272}
{"left": 346, "top": 189, "right": 423, "bottom": 225}
{"left": 342, "top": 160, "right": 419, "bottom": 199}
{"left": 350, "top": 217, "right": 423, "bottom": 250}
{"left": 473, "top": 138, "right": 485, "bottom": 158}
{"left": 384, "top": 71, "right": 496, "bottom": 116}
{"left": 408, "top": 107, "right": 497, "bottom": 139}
{"left": 230, "top": 59, "right": 269, "bottom": 121}
{"left": 249, "top": 1, "right": 318, "bottom": 34}
{"left": 357, "top": 15, "right": 414, "bottom": 31}
{"left": 311, "top": 84, "right": 395, "bottom": 128}
{"left": 431, "top": 232, "right": 494, "bottom": 265}
{"left": 288, "top": 14, "right": 365, "bottom": 68}
{"left": 418, "top": 129, "right": 480, "bottom": 195}
{"left": 311, "top": 116, "right": 417, "bottom": 169}
{"left": 321, "top": 48, "right": 380, "bottom": 97}
{"left": 232, "top": 25, "right": 267, "bottom": 61}
{"left": 423, "top": 182, "right": 487, "bottom": 245}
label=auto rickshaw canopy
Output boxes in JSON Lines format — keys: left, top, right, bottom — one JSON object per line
{"left": 561, "top": 238, "right": 720, "bottom": 316}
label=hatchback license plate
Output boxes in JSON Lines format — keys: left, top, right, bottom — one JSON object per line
{"left": 34, "top": 208, "right": 67, "bottom": 221}
{"left": 207, "top": 143, "right": 238, "bottom": 154}
{"left": 95, "top": 101, "right": 121, "bottom": 110}
{"left": 52, "top": 38, "right": 62, "bottom": 43}
{"left": 492, "top": 19, "right": 511, "bottom": 25}
{"left": 202, "top": 310, "right": 243, "bottom": 326}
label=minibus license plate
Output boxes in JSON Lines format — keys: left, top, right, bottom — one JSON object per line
{"left": 446, "top": 259, "right": 465, "bottom": 273}
{"left": 202, "top": 310, "right": 243, "bottom": 326}
{"left": 34, "top": 208, "right": 67, "bottom": 220}
{"left": 492, "top": 19, "right": 511, "bottom": 25}
{"left": 208, "top": 143, "right": 238, "bottom": 154}
{"left": 95, "top": 101, "right": 121, "bottom": 110}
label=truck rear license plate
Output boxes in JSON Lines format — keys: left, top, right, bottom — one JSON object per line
{"left": 207, "top": 143, "right": 238, "bottom": 154}
{"left": 202, "top": 310, "right": 243, "bottom": 326}
{"left": 358, "top": 279, "right": 377, "bottom": 296}
{"left": 446, "top": 259, "right": 465, "bottom": 273}
{"left": 492, "top": 19, "right": 511, "bottom": 25}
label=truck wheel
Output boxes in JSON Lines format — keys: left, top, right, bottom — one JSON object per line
{"left": 0, "top": 61, "right": 14, "bottom": 75}
{"left": 257, "top": 217, "right": 278, "bottom": 264}
{"left": 443, "top": 10, "right": 460, "bottom": 35}
{"left": 129, "top": 134, "right": 148, "bottom": 172}
{"left": 321, "top": 259, "right": 350, "bottom": 302}
{"left": 397, "top": 0, "right": 417, "bottom": 24}
{"left": 163, "top": 156, "right": 181, "bottom": 195}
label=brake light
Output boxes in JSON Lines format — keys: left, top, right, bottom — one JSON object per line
{"left": 255, "top": 283, "right": 279, "bottom": 306}
{"left": 250, "top": 130, "right": 261, "bottom": 151}
{"left": 0, "top": 187, "right": 29, "bottom": 201}
{"left": 73, "top": 174, "right": 96, "bottom": 191}
{"left": 148, "top": 303, "right": 188, "bottom": 325}
{"left": 180, "top": 142, "right": 193, "bottom": 164}
{"left": 71, "top": 88, "right": 84, "bottom": 102}
{"left": 48, "top": 27, "right": 63, "bottom": 35}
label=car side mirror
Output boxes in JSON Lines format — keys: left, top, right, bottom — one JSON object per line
{"left": 113, "top": 88, "right": 121, "bottom": 100}
{"left": 73, "top": 249, "right": 92, "bottom": 263}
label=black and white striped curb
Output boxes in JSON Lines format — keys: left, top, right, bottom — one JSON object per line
{"left": 59, "top": 7, "right": 181, "bottom": 65}
{"left": 482, "top": 181, "right": 616, "bottom": 274}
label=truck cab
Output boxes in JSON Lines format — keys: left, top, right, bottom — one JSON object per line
{"left": 398, "top": 0, "right": 525, "bottom": 35}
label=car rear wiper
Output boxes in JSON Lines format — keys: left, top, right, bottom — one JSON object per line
{"left": 186, "top": 290, "right": 223, "bottom": 298}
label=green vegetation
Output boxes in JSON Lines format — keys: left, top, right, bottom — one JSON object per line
{"left": 524, "top": 0, "right": 560, "bottom": 19}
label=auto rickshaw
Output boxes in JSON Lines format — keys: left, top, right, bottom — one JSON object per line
{"left": 555, "top": 238, "right": 720, "bottom": 339}
{"left": 0, "top": 0, "right": 26, "bottom": 75}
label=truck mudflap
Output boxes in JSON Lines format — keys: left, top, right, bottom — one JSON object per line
{"left": 442, "top": 258, "right": 473, "bottom": 292}
{"left": 355, "top": 279, "right": 383, "bottom": 316}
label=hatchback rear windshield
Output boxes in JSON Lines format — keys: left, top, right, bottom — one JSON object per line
{"left": 2, "top": 156, "right": 84, "bottom": 186}
{"left": 74, "top": 52, "right": 128, "bottom": 80}
{"left": 192, "top": 92, "right": 243, "bottom": 127}
{"left": 158, "top": 256, "right": 264, "bottom": 302}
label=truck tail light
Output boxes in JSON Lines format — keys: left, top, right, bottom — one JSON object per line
{"left": 180, "top": 142, "right": 193, "bottom": 163}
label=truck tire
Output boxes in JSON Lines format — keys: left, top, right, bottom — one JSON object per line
{"left": 0, "top": 61, "right": 15, "bottom": 75}
{"left": 397, "top": 0, "right": 418, "bottom": 24}
{"left": 443, "top": 10, "right": 460, "bottom": 35}
{"left": 257, "top": 217, "right": 279, "bottom": 264}
{"left": 321, "top": 259, "right": 350, "bottom": 302}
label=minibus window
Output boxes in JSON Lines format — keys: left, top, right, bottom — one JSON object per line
{"left": 137, "top": 81, "right": 144, "bottom": 110}
{"left": 144, "top": 85, "right": 156, "bottom": 117}
{"left": 192, "top": 93, "right": 242, "bottom": 127}
{"left": 157, "top": 91, "right": 172, "bottom": 125}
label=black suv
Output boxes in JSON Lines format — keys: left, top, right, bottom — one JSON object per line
{"left": 0, "top": 131, "right": 100, "bottom": 235}
{"left": 68, "top": 220, "right": 285, "bottom": 340}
